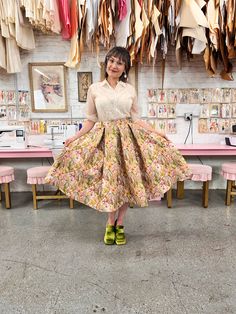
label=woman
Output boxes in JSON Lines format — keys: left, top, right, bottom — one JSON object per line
{"left": 45, "top": 46, "right": 191, "bottom": 245}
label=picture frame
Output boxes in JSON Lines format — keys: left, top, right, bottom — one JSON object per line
{"left": 100, "top": 62, "right": 138, "bottom": 93}
{"left": 77, "top": 72, "right": 93, "bottom": 102}
{"left": 28, "top": 62, "right": 68, "bottom": 112}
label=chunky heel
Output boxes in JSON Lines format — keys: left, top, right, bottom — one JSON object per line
{"left": 115, "top": 225, "right": 126, "bottom": 245}
{"left": 104, "top": 225, "right": 115, "bottom": 245}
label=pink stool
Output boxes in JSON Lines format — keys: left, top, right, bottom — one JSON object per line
{"left": 221, "top": 163, "right": 236, "bottom": 206}
{"left": 167, "top": 164, "right": 212, "bottom": 208}
{"left": 0, "top": 166, "right": 14, "bottom": 209}
{"left": 27, "top": 166, "right": 74, "bottom": 210}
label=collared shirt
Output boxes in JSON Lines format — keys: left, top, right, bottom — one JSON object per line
{"left": 86, "top": 79, "right": 139, "bottom": 122}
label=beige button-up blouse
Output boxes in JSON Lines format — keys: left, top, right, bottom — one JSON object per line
{"left": 86, "top": 80, "right": 139, "bottom": 122}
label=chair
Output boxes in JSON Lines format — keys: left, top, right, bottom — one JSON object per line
{"left": 27, "top": 166, "right": 74, "bottom": 209}
{"left": 167, "top": 163, "right": 212, "bottom": 208}
{"left": 0, "top": 166, "right": 14, "bottom": 209}
{"left": 221, "top": 163, "right": 236, "bottom": 206}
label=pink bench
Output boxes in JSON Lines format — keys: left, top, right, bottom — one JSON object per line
{"left": 27, "top": 166, "right": 74, "bottom": 210}
{"left": 221, "top": 163, "right": 236, "bottom": 206}
{"left": 167, "top": 163, "right": 212, "bottom": 208}
{"left": 0, "top": 166, "right": 14, "bottom": 209}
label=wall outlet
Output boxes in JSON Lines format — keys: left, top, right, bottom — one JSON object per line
{"left": 184, "top": 113, "right": 193, "bottom": 121}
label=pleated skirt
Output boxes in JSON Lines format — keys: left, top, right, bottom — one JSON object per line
{"left": 45, "top": 119, "right": 191, "bottom": 212}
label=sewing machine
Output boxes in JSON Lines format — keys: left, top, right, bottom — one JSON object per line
{"left": 44, "top": 124, "right": 77, "bottom": 148}
{"left": 0, "top": 126, "right": 28, "bottom": 149}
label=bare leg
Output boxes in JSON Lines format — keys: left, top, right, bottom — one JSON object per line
{"left": 107, "top": 211, "right": 116, "bottom": 225}
{"left": 116, "top": 203, "right": 128, "bottom": 225}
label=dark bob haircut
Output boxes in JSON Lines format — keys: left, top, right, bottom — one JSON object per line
{"left": 104, "top": 46, "right": 131, "bottom": 82}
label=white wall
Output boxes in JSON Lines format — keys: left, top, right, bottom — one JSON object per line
{"left": 0, "top": 33, "right": 236, "bottom": 192}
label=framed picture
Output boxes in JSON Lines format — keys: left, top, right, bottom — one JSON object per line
{"left": 29, "top": 62, "right": 67, "bottom": 112}
{"left": 100, "top": 62, "right": 138, "bottom": 92}
{"left": 77, "top": 72, "right": 93, "bottom": 102}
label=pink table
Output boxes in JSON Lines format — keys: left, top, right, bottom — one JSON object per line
{"left": 0, "top": 144, "right": 236, "bottom": 158}
{"left": 0, "top": 147, "right": 52, "bottom": 158}
{"left": 175, "top": 144, "right": 236, "bottom": 156}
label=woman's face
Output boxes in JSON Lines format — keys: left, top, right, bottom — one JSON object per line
{"left": 106, "top": 56, "right": 125, "bottom": 80}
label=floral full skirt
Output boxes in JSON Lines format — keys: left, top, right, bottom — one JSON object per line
{"left": 45, "top": 119, "right": 191, "bottom": 212}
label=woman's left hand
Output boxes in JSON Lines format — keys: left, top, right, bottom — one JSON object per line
{"left": 156, "top": 131, "right": 170, "bottom": 141}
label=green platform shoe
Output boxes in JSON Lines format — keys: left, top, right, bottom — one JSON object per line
{"left": 104, "top": 225, "right": 115, "bottom": 245}
{"left": 115, "top": 225, "right": 126, "bottom": 245}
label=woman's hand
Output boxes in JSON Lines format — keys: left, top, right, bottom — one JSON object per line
{"left": 65, "top": 135, "right": 77, "bottom": 146}
{"left": 156, "top": 131, "right": 170, "bottom": 141}
{"left": 64, "top": 120, "right": 95, "bottom": 147}
{"left": 134, "top": 119, "right": 170, "bottom": 141}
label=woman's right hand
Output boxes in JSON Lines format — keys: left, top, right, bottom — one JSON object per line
{"left": 65, "top": 135, "right": 77, "bottom": 147}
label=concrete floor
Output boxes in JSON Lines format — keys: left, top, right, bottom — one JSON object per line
{"left": 0, "top": 190, "right": 236, "bottom": 314}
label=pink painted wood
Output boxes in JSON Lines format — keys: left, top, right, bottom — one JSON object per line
{"left": 0, "top": 147, "right": 52, "bottom": 158}
{"left": 0, "top": 144, "right": 236, "bottom": 158}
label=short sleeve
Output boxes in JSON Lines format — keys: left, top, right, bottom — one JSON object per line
{"left": 130, "top": 89, "right": 140, "bottom": 121}
{"left": 85, "top": 85, "right": 98, "bottom": 122}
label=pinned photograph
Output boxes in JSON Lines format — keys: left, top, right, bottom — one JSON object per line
{"left": 156, "top": 89, "right": 167, "bottom": 103}
{"left": 147, "top": 89, "right": 157, "bottom": 102}
{"left": 0, "top": 105, "right": 7, "bottom": 120}
{"left": 167, "top": 120, "right": 177, "bottom": 134}
{"left": 0, "top": 90, "right": 5, "bottom": 104}
{"left": 190, "top": 89, "right": 200, "bottom": 103}
{"left": 212, "top": 88, "right": 222, "bottom": 103}
{"left": 198, "top": 118, "right": 208, "bottom": 133}
{"left": 18, "top": 90, "right": 29, "bottom": 106}
{"left": 155, "top": 120, "right": 166, "bottom": 133}
{"left": 157, "top": 104, "right": 168, "bottom": 118}
{"left": 167, "top": 89, "right": 179, "bottom": 103}
{"left": 7, "top": 105, "right": 17, "bottom": 120}
{"left": 147, "top": 103, "right": 157, "bottom": 117}
{"left": 220, "top": 103, "right": 231, "bottom": 118}
{"left": 231, "top": 89, "right": 236, "bottom": 102}
{"left": 201, "top": 88, "right": 212, "bottom": 103}
{"left": 178, "top": 89, "right": 189, "bottom": 104}
{"left": 209, "top": 118, "right": 219, "bottom": 133}
{"left": 19, "top": 105, "right": 31, "bottom": 121}
{"left": 209, "top": 103, "right": 220, "bottom": 117}
{"left": 232, "top": 103, "right": 236, "bottom": 118}
{"left": 218, "top": 119, "right": 231, "bottom": 133}
{"left": 199, "top": 104, "right": 210, "bottom": 118}
{"left": 167, "top": 104, "right": 176, "bottom": 118}
{"left": 6, "top": 91, "right": 16, "bottom": 104}
{"left": 221, "top": 88, "right": 231, "bottom": 103}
